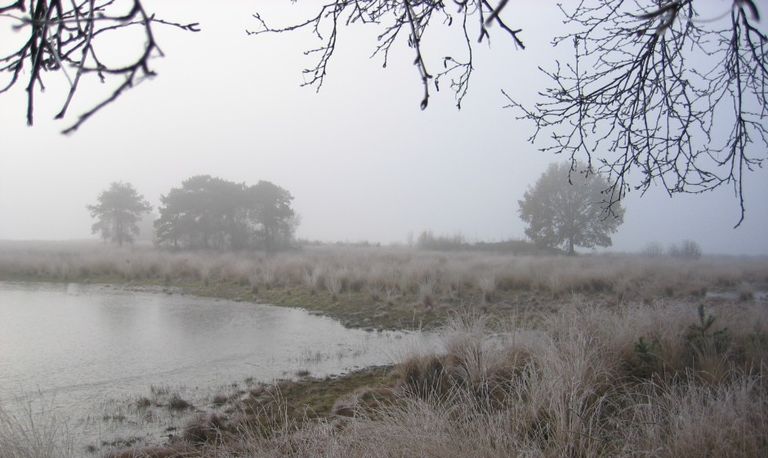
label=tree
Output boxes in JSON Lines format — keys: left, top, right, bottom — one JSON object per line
{"left": 2, "top": 1, "right": 766, "bottom": 219}
{"left": 87, "top": 182, "right": 151, "bottom": 246}
{"left": 507, "top": 1, "right": 767, "bottom": 224}
{"left": 641, "top": 242, "right": 664, "bottom": 258}
{"left": 154, "top": 175, "right": 249, "bottom": 250}
{"left": 518, "top": 162, "right": 624, "bottom": 255}
{"left": 669, "top": 240, "right": 703, "bottom": 259}
{"left": 154, "top": 175, "right": 296, "bottom": 251}
{"left": 247, "top": 181, "right": 296, "bottom": 252}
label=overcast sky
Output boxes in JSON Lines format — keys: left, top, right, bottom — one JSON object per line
{"left": 1, "top": 1, "right": 766, "bottom": 255}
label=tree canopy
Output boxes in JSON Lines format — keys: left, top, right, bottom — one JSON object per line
{"left": 154, "top": 175, "right": 296, "bottom": 251}
{"left": 2, "top": 1, "right": 765, "bottom": 220}
{"left": 519, "top": 162, "right": 625, "bottom": 255}
{"left": 87, "top": 181, "right": 151, "bottom": 246}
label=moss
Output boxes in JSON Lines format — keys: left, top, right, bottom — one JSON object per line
{"left": 167, "top": 393, "right": 192, "bottom": 411}
{"left": 182, "top": 413, "right": 228, "bottom": 444}
{"left": 237, "top": 366, "right": 396, "bottom": 426}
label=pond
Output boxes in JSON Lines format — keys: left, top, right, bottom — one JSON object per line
{"left": 0, "top": 281, "right": 436, "bottom": 452}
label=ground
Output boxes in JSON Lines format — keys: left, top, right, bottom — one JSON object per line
{"left": 1, "top": 244, "right": 766, "bottom": 457}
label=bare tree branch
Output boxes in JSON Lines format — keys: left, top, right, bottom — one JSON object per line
{"left": 3, "top": 1, "right": 766, "bottom": 225}
{"left": 0, "top": 0, "right": 199, "bottom": 133}
{"left": 248, "top": 0, "right": 520, "bottom": 110}
{"left": 506, "top": 0, "right": 767, "bottom": 225}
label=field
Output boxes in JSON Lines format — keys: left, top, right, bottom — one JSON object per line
{"left": 1, "top": 242, "right": 767, "bottom": 457}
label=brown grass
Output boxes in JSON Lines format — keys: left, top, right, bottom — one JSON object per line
{"left": 0, "top": 399, "right": 74, "bottom": 458}
{"left": 1, "top": 242, "right": 766, "bottom": 329}
{"left": 104, "top": 301, "right": 767, "bottom": 457}
{"left": 2, "top": 243, "right": 767, "bottom": 456}
{"left": 6, "top": 300, "right": 767, "bottom": 457}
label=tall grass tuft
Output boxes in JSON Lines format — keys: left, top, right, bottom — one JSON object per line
{"left": 0, "top": 400, "right": 74, "bottom": 458}
{"left": 227, "top": 302, "right": 766, "bottom": 457}
{"left": 2, "top": 243, "right": 766, "bottom": 308}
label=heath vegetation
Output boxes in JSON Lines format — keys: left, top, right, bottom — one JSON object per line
{"left": 1, "top": 243, "right": 766, "bottom": 456}
{"left": 93, "top": 301, "right": 768, "bottom": 457}
{"left": 2, "top": 0, "right": 767, "bottom": 455}
{"left": 0, "top": 242, "right": 765, "bottom": 328}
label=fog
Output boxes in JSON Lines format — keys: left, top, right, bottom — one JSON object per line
{"left": 1, "top": 0, "right": 766, "bottom": 255}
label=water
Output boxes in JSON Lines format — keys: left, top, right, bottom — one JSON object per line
{"left": 705, "top": 289, "right": 768, "bottom": 302}
{"left": 0, "top": 281, "right": 436, "bottom": 451}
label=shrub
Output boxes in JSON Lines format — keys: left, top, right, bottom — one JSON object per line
{"left": 167, "top": 394, "right": 192, "bottom": 411}
{"left": 641, "top": 242, "right": 664, "bottom": 257}
{"left": 182, "top": 414, "right": 227, "bottom": 444}
{"left": 670, "top": 240, "right": 702, "bottom": 259}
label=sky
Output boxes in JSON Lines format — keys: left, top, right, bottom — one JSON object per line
{"left": 0, "top": 1, "right": 766, "bottom": 255}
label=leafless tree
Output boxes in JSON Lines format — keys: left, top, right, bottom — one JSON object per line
{"left": 2, "top": 1, "right": 766, "bottom": 222}
{"left": 251, "top": 1, "right": 765, "bottom": 224}
{"left": 248, "top": 0, "right": 523, "bottom": 110}
{"left": 506, "top": 0, "right": 766, "bottom": 225}
{"left": 0, "top": 0, "right": 198, "bottom": 133}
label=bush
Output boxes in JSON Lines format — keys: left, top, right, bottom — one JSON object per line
{"left": 183, "top": 414, "right": 227, "bottom": 444}
{"left": 641, "top": 242, "right": 664, "bottom": 257}
{"left": 416, "top": 231, "right": 467, "bottom": 251}
{"left": 167, "top": 394, "right": 192, "bottom": 411}
{"left": 670, "top": 240, "right": 702, "bottom": 259}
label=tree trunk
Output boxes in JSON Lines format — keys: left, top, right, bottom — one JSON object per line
{"left": 116, "top": 220, "right": 124, "bottom": 246}
{"left": 567, "top": 238, "right": 575, "bottom": 256}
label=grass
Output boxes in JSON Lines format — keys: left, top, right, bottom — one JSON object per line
{"left": 166, "top": 394, "right": 192, "bottom": 412}
{"left": 7, "top": 305, "right": 768, "bottom": 456}
{"left": 2, "top": 242, "right": 767, "bottom": 456}
{"left": 234, "top": 366, "right": 395, "bottom": 426}
{"left": 1, "top": 242, "right": 766, "bottom": 329}
{"left": 0, "top": 399, "right": 74, "bottom": 458}
{"left": 94, "top": 301, "right": 768, "bottom": 457}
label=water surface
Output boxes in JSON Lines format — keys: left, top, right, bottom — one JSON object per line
{"left": 0, "top": 281, "right": 434, "bottom": 450}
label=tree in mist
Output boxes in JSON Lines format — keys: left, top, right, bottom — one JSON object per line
{"left": 669, "top": 240, "right": 703, "bottom": 259}
{"left": 154, "top": 176, "right": 296, "bottom": 251}
{"left": 154, "top": 176, "right": 247, "bottom": 250}
{"left": 416, "top": 231, "right": 467, "bottom": 251}
{"left": 519, "top": 162, "right": 624, "bottom": 256}
{"left": 247, "top": 181, "right": 297, "bottom": 252}
{"left": 87, "top": 182, "right": 151, "bottom": 246}
{"left": 641, "top": 242, "right": 664, "bottom": 258}
{"left": 2, "top": 1, "right": 765, "bottom": 219}
{"left": 507, "top": 1, "right": 767, "bottom": 224}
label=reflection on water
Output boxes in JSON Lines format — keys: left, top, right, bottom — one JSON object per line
{"left": 0, "top": 281, "right": 436, "bottom": 451}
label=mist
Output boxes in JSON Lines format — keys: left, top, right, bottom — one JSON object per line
{"left": 1, "top": 0, "right": 766, "bottom": 255}
{"left": 3, "top": 2, "right": 768, "bottom": 456}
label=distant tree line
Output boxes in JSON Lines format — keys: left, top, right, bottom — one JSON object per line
{"left": 414, "top": 231, "right": 560, "bottom": 256}
{"left": 88, "top": 176, "right": 296, "bottom": 251}
{"left": 415, "top": 231, "right": 467, "bottom": 251}
{"left": 89, "top": 162, "right": 625, "bottom": 256}
{"left": 643, "top": 240, "right": 703, "bottom": 260}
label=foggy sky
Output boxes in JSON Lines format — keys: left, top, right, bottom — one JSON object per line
{"left": 1, "top": 1, "right": 766, "bottom": 255}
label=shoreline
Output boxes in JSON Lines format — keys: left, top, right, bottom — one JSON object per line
{"left": 0, "top": 280, "right": 422, "bottom": 456}
{"left": 2, "top": 249, "right": 768, "bottom": 456}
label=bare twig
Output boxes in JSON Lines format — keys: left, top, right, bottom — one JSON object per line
{"left": 507, "top": 0, "right": 767, "bottom": 225}
{"left": 0, "top": 0, "right": 199, "bottom": 133}
{"left": 248, "top": 0, "right": 520, "bottom": 110}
